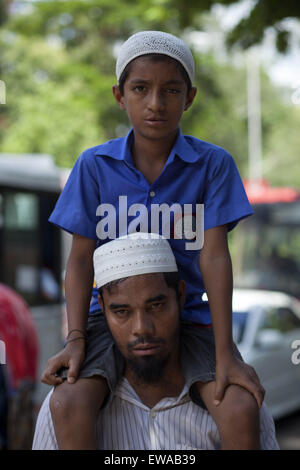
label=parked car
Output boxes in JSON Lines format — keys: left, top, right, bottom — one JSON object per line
{"left": 232, "top": 288, "right": 300, "bottom": 419}
{"left": 0, "top": 283, "right": 39, "bottom": 449}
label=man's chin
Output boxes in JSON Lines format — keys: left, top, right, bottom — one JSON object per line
{"left": 127, "top": 353, "right": 168, "bottom": 385}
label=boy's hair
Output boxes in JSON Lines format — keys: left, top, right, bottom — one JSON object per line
{"left": 118, "top": 53, "right": 192, "bottom": 96}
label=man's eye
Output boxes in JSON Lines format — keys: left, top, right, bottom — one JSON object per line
{"left": 115, "top": 310, "right": 128, "bottom": 316}
{"left": 151, "top": 303, "right": 163, "bottom": 310}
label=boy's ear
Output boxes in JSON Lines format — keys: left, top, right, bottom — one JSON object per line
{"left": 98, "top": 294, "right": 104, "bottom": 311}
{"left": 184, "top": 86, "right": 197, "bottom": 111}
{"left": 112, "top": 85, "right": 126, "bottom": 110}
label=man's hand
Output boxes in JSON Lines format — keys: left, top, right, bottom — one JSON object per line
{"left": 214, "top": 354, "right": 265, "bottom": 408}
{"left": 41, "top": 341, "right": 86, "bottom": 386}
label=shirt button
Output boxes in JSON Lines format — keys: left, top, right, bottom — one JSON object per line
{"left": 149, "top": 191, "right": 156, "bottom": 198}
{"left": 150, "top": 411, "right": 156, "bottom": 418}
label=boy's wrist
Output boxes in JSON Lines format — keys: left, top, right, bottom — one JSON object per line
{"left": 216, "top": 347, "right": 235, "bottom": 363}
{"left": 66, "top": 328, "right": 87, "bottom": 340}
{"left": 65, "top": 336, "right": 86, "bottom": 345}
{"left": 65, "top": 338, "right": 86, "bottom": 351}
{"left": 65, "top": 328, "right": 87, "bottom": 347}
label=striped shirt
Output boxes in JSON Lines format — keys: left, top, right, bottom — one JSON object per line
{"left": 33, "top": 378, "right": 279, "bottom": 450}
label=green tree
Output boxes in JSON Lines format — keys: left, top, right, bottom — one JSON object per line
{"left": 0, "top": 0, "right": 251, "bottom": 169}
{"left": 1, "top": 0, "right": 300, "bottom": 188}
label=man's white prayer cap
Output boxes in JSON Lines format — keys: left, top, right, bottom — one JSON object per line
{"left": 116, "top": 31, "right": 195, "bottom": 85}
{"left": 94, "top": 233, "right": 178, "bottom": 289}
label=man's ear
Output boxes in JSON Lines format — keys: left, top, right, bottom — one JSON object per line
{"left": 98, "top": 294, "right": 104, "bottom": 312}
{"left": 112, "top": 84, "right": 126, "bottom": 110}
{"left": 178, "top": 279, "right": 186, "bottom": 311}
{"left": 184, "top": 86, "right": 197, "bottom": 111}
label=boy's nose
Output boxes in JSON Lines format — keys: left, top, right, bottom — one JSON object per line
{"left": 131, "top": 310, "right": 155, "bottom": 337}
{"left": 147, "top": 90, "right": 165, "bottom": 112}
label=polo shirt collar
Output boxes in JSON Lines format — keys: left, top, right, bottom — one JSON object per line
{"left": 94, "top": 128, "right": 200, "bottom": 164}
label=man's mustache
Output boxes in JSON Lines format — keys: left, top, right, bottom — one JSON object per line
{"left": 127, "top": 336, "right": 165, "bottom": 351}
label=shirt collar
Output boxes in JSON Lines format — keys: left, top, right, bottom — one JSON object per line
{"left": 114, "top": 378, "right": 190, "bottom": 411}
{"left": 94, "top": 128, "right": 200, "bottom": 164}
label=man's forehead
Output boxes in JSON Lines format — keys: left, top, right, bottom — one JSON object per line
{"left": 103, "top": 272, "right": 169, "bottom": 301}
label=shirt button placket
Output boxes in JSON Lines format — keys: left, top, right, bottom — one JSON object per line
{"left": 149, "top": 410, "right": 158, "bottom": 450}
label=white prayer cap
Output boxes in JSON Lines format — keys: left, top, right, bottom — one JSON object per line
{"left": 116, "top": 30, "right": 195, "bottom": 85}
{"left": 93, "top": 233, "right": 178, "bottom": 289}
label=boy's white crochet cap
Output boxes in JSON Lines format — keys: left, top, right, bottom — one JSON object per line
{"left": 93, "top": 232, "right": 178, "bottom": 289}
{"left": 116, "top": 31, "right": 195, "bottom": 84}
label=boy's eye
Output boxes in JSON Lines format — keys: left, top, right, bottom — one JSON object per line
{"left": 134, "top": 85, "right": 146, "bottom": 92}
{"left": 166, "top": 88, "right": 181, "bottom": 94}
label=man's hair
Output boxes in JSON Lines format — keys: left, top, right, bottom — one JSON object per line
{"left": 98, "top": 271, "right": 180, "bottom": 304}
{"left": 118, "top": 53, "right": 192, "bottom": 96}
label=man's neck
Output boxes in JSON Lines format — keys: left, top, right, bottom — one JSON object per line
{"left": 124, "top": 358, "right": 185, "bottom": 409}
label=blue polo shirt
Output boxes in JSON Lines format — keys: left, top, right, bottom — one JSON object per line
{"left": 49, "top": 129, "right": 253, "bottom": 324}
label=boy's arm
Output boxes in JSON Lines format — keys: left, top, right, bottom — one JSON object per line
{"left": 41, "top": 234, "right": 96, "bottom": 386}
{"left": 65, "top": 234, "right": 96, "bottom": 332}
{"left": 199, "top": 224, "right": 265, "bottom": 407}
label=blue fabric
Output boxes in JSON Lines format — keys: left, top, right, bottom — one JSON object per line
{"left": 49, "top": 129, "right": 253, "bottom": 323}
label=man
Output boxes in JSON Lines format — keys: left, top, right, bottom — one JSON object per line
{"left": 33, "top": 233, "right": 279, "bottom": 450}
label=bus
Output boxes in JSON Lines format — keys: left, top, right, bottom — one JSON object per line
{"left": 230, "top": 179, "right": 300, "bottom": 300}
{"left": 0, "top": 153, "right": 69, "bottom": 406}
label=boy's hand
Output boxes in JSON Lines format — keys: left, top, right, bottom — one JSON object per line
{"left": 214, "top": 354, "right": 265, "bottom": 408}
{"left": 41, "top": 341, "right": 86, "bottom": 386}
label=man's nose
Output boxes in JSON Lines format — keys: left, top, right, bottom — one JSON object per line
{"left": 147, "top": 89, "right": 165, "bottom": 112}
{"left": 131, "top": 310, "right": 155, "bottom": 338}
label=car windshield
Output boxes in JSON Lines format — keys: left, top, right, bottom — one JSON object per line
{"left": 232, "top": 311, "right": 249, "bottom": 344}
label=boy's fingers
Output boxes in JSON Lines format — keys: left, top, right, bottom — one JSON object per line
{"left": 236, "top": 376, "right": 265, "bottom": 408}
{"left": 246, "top": 370, "right": 265, "bottom": 407}
{"left": 67, "top": 358, "right": 81, "bottom": 384}
{"left": 41, "top": 369, "right": 63, "bottom": 386}
{"left": 214, "top": 377, "right": 227, "bottom": 405}
{"left": 253, "top": 385, "right": 265, "bottom": 408}
{"left": 41, "top": 358, "right": 65, "bottom": 385}
{"left": 249, "top": 368, "right": 265, "bottom": 397}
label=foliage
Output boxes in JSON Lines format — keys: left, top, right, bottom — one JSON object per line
{"left": 0, "top": 0, "right": 299, "bottom": 188}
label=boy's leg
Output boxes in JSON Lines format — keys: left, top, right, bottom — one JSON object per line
{"left": 195, "top": 380, "right": 260, "bottom": 450}
{"left": 50, "top": 376, "right": 108, "bottom": 450}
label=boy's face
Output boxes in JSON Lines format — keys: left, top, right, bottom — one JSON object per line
{"left": 113, "top": 56, "right": 197, "bottom": 142}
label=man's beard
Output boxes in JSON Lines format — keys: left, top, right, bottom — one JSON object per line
{"left": 125, "top": 323, "right": 180, "bottom": 385}
{"left": 126, "top": 352, "right": 170, "bottom": 385}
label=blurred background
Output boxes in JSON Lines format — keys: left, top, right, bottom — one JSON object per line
{"left": 0, "top": 0, "right": 300, "bottom": 450}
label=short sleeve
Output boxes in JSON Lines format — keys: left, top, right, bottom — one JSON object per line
{"left": 203, "top": 150, "right": 253, "bottom": 232}
{"left": 48, "top": 151, "right": 100, "bottom": 239}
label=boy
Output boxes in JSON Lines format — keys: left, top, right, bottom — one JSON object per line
{"left": 42, "top": 31, "right": 265, "bottom": 450}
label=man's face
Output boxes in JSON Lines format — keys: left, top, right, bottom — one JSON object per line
{"left": 113, "top": 56, "right": 196, "bottom": 142}
{"left": 99, "top": 273, "right": 185, "bottom": 383}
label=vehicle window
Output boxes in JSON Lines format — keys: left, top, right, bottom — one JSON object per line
{"left": 4, "top": 193, "right": 38, "bottom": 230}
{"left": 0, "top": 189, "right": 61, "bottom": 306}
{"left": 230, "top": 202, "right": 300, "bottom": 299}
{"left": 260, "top": 307, "right": 300, "bottom": 333}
